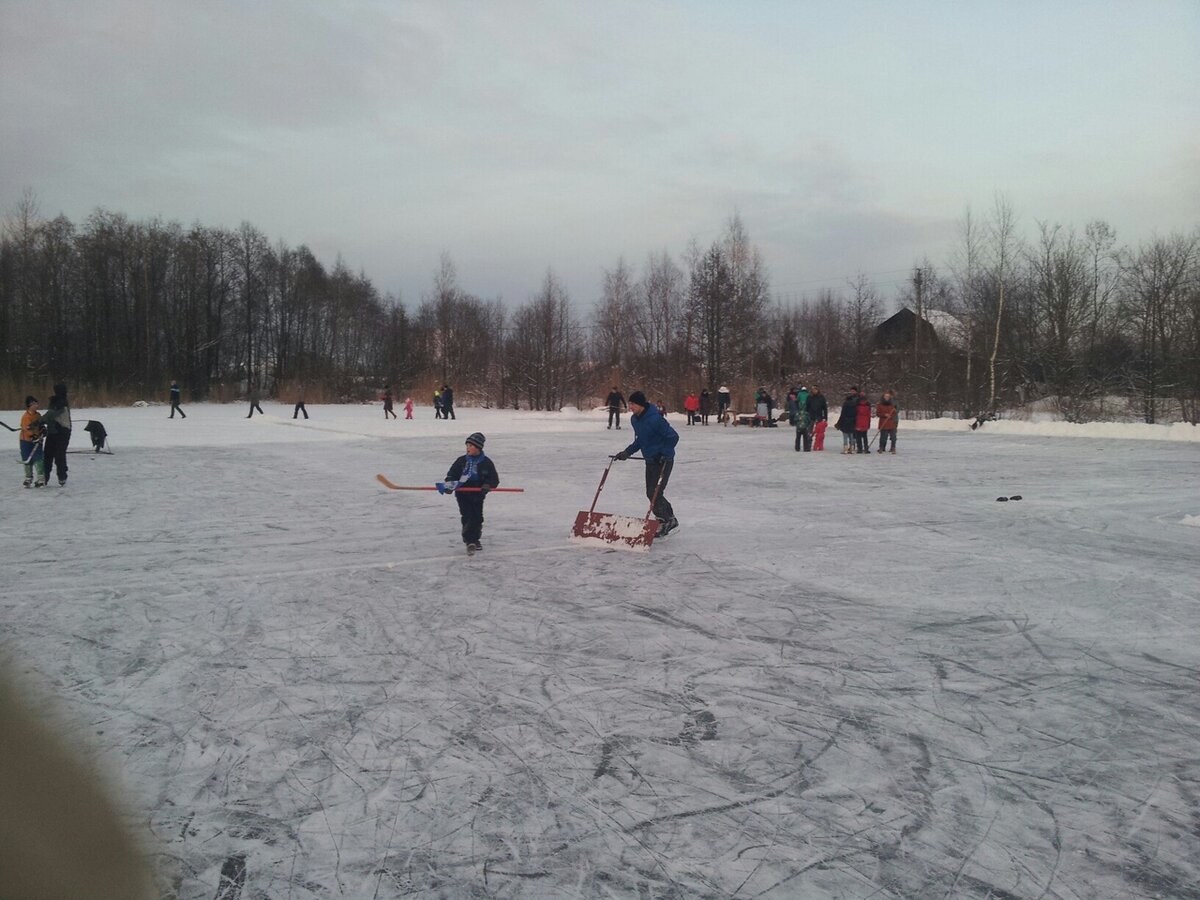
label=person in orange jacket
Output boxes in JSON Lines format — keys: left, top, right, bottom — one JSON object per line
{"left": 19, "top": 395, "right": 46, "bottom": 488}
{"left": 683, "top": 392, "right": 700, "bottom": 425}
{"left": 876, "top": 391, "right": 899, "bottom": 453}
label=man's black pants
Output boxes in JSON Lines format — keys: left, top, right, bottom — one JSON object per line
{"left": 644, "top": 456, "right": 674, "bottom": 521}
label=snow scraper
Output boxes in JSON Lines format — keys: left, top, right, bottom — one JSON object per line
{"left": 569, "top": 456, "right": 665, "bottom": 552}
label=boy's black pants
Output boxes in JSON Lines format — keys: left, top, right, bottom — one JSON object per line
{"left": 456, "top": 493, "right": 486, "bottom": 544}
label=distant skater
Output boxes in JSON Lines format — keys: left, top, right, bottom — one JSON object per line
{"left": 606, "top": 387, "right": 626, "bottom": 430}
{"left": 169, "top": 380, "right": 186, "bottom": 418}
{"left": 404, "top": 397, "right": 414, "bottom": 419}
{"left": 246, "top": 386, "right": 264, "bottom": 418}
{"left": 293, "top": 384, "right": 309, "bottom": 419}
{"left": 441, "top": 384, "right": 456, "bottom": 420}
{"left": 439, "top": 432, "right": 499, "bottom": 554}
{"left": 383, "top": 386, "right": 397, "bottom": 419}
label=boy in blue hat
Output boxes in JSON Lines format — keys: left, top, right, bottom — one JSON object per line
{"left": 439, "top": 432, "right": 500, "bottom": 554}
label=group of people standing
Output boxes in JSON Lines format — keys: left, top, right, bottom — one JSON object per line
{"left": 433, "top": 385, "right": 456, "bottom": 420}
{"left": 682, "top": 390, "right": 715, "bottom": 426}
{"left": 18, "top": 383, "right": 72, "bottom": 488}
{"left": 785, "top": 386, "right": 830, "bottom": 451}
{"left": 834, "top": 386, "right": 899, "bottom": 454}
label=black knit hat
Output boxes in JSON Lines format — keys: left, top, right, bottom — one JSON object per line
{"left": 25, "top": 395, "right": 37, "bottom": 407}
{"left": 628, "top": 390, "right": 647, "bottom": 407}
{"left": 465, "top": 432, "right": 485, "bottom": 449}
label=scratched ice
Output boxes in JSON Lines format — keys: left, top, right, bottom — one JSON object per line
{"left": 1, "top": 402, "right": 1197, "bottom": 898}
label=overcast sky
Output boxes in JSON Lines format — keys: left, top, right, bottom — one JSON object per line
{"left": 2, "top": 0, "right": 1197, "bottom": 309}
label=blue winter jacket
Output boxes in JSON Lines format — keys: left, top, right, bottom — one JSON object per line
{"left": 623, "top": 403, "right": 679, "bottom": 460}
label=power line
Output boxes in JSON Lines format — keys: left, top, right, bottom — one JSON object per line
{"left": 771, "top": 268, "right": 913, "bottom": 289}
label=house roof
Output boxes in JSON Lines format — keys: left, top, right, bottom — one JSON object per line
{"left": 897, "top": 307, "right": 969, "bottom": 351}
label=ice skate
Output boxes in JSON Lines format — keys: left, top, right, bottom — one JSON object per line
{"left": 656, "top": 517, "right": 679, "bottom": 538}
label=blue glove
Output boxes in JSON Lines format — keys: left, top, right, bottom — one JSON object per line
{"left": 436, "top": 482, "right": 455, "bottom": 494}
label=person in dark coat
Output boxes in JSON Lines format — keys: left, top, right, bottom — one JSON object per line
{"left": 169, "top": 380, "right": 186, "bottom": 418}
{"left": 293, "top": 383, "right": 309, "bottom": 419}
{"left": 84, "top": 420, "right": 108, "bottom": 452}
{"left": 605, "top": 387, "right": 626, "bottom": 430}
{"left": 786, "top": 391, "right": 810, "bottom": 452}
{"left": 876, "top": 391, "right": 899, "bottom": 453}
{"left": 835, "top": 388, "right": 858, "bottom": 454}
{"left": 807, "top": 386, "right": 829, "bottom": 450}
{"left": 439, "top": 432, "right": 499, "bottom": 553}
{"left": 441, "top": 384, "right": 456, "bottom": 420}
{"left": 383, "top": 386, "right": 397, "bottom": 419}
{"left": 246, "top": 385, "right": 264, "bottom": 418}
{"left": 39, "top": 383, "right": 72, "bottom": 485}
{"left": 854, "top": 392, "right": 872, "bottom": 453}
{"left": 699, "top": 389, "right": 711, "bottom": 425}
{"left": 614, "top": 390, "right": 680, "bottom": 536}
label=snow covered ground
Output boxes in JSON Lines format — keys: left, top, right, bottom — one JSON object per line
{"left": 2, "top": 402, "right": 1199, "bottom": 899}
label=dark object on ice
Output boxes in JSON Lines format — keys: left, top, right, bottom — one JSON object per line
{"left": 971, "top": 411, "right": 997, "bottom": 430}
{"left": 84, "top": 420, "right": 108, "bottom": 452}
{"left": 996, "top": 496, "right": 1009, "bottom": 502}
{"left": 1009, "top": 495, "right": 1022, "bottom": 501}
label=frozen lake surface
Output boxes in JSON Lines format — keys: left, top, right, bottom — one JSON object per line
{"left": 2, "top": 403, "right": 1199, "bottom": 898}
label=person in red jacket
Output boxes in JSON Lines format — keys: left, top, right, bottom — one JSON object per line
{"left": 683, "top": 392, "right": 700, "bottom": 425}
{"left": 876, "top": 391, "right": 899, "bottom": 453}
{"left": 854, "top": 392, "right": 872, "bottom": 453}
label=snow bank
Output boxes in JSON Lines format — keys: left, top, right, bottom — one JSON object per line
{"left": 906, "top": 416, "right": 1200, "bottom": 442}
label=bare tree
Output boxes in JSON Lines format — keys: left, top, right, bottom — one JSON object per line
{"left": 1119, "top": 233, "right": 1197, "bottom": 422}
{"left": 592, "top": 258, "right": 637, "bottom": 377}
{"left": 985, "top": 195, "right": 1020, "bottom": 410}
{"left": 846, "top": 272, "right": 882, "bottom": 381}
{"left": 506, "top": 270, "right": 581, "bottom": 409}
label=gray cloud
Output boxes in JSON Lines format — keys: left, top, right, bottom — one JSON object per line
{"left": 2, "top": 0, "right": 1197, "bottom": 308}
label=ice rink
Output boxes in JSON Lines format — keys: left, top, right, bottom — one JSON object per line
{"left": 2, "top": 403, "right": 1198, "bottom": 898}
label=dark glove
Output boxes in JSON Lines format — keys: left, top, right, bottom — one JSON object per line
{"left": 480, "top": 484, "right": 492, "bottom": 493}
{"left": 614, "top": 451, "right": 629, "bottom": 461}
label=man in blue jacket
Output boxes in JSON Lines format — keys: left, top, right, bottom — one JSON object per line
{"left": 614, "top": 390, "right": 680, "bottom": 537}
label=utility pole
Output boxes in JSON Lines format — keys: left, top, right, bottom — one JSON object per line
{"left": 913, "top": 267, "right": 924, "bottom": 369}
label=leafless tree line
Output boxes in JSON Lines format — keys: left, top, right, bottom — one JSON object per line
{"left": 2, "top": 192, "right": 1197, "bottom": 421}
{"left": 875, "top": 198, "right": 1200, "bottom": 423}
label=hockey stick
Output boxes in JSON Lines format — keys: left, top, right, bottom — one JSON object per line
{"left": 376, "top": 474, "right": 524, "bottom": 492}
{"left": 0, "top": 420, "right": 18, "bottom": 432}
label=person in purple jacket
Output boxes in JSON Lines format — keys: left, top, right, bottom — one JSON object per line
{"left": 613, "top": 390, "right": 680, "bottom": 537}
